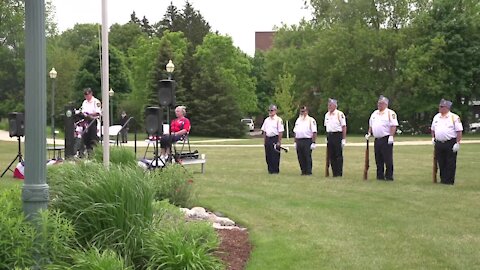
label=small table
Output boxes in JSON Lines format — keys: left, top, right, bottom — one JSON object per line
{"left": 47, "top": 146, "right": 65, "bottom": 159}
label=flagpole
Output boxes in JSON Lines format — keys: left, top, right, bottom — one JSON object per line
{"left": 101, "top": 0, "right": 110, "bottom": 167}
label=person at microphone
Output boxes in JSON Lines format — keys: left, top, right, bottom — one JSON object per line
{"left": 80, "top": 88, "right": 101, "bottom": 155}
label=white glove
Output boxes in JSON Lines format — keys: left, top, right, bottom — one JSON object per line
{"left": 293, "top": 142, "right": 297, "bottom": 150}
{"left": 341, "top": 139, "right": 346, "bottom": 148}
{"left": 365, "top": 133, "right": 371, "bottom": 140}
{"left": 388, "top": 135, "right": 394, "bottom": 144}
{"left": 431, "top": 138, "right": 435, "bottom": 145}
{"left": 310, "top": 143, "right": 316, "bottom": 150}
{"left": 324, "top": 137, "right": 328, "bottom": 144}
{"left": 452, "top": 143, "right": 460, "bottom": 152}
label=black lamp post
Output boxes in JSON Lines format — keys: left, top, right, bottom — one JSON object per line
{"left": 49, "top": 67, "right": 57, "bottom": 156}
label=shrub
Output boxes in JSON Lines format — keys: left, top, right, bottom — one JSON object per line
{"left": 92, "top": 146, "right": 138, "bottom": 167}
{"left": 0, "top": 188, "right": 35, "bottom": 268}
{"left": 148, "top": 164, "right": 196, "bottom": 208}
{"left": 47, "top": 247, "right": 131, "bottom": 270}
{"left": 145, "top": 202, "right": 224, "bottom": 270}
{"left": 0, "top": 189, "right": 75, "bottom": 269}
{"left": 48, "top": 163, "right": 154, "bottom": 265}
{"left": 34, "top": 210, "right": 76, "bottom": 265}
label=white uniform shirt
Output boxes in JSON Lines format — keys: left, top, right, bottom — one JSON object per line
{"left": 261, "top": 115, "right": 285, "bottom": 137}
{"left": 294, "top": 115, "right": 317, "bottom": 139}
{"left": 369, "top": 108, "right": 399, "bottom": 138}
{"left": 431, "top": 112, "right": 463, "bottom": 142}
{"left": 81, "top": 97, "right": 102, "bottom": 116}
{"left": 324, "top": 109, "right": 346, "bottom": 132}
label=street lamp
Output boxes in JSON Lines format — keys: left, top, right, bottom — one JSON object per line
{"left": 166, "top": 59, "right": 175, "bottom": 79}
{"left": 49, "top": 67, "right": 57, "bottom": 156}
{"left": 109, "top": 88, "right": 114, "bottom": 124}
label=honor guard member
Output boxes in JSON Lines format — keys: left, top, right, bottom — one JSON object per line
{"left": 80, "top": 88, "right": 102, "bottom": 154}
{"left": 261, "top": 105, "right": 285, "bottom": 174}
{"left": 431, "top": 99, "right": 463, "bottom": 185}
{"left": 293, "top": 106, "right": 317, "bottom": 175}
{"left": 365, "top": 95, "right": 398, "bottom": 180}
{"left": 324, "top": 98, "right": 347, "bottom": 177}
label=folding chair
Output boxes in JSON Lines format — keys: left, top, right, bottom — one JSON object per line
{"left": 173, "top": 133, "right": 199, "bottom": 160}
{"left": 108, "top": 125, "right": 123, "bottom": 146}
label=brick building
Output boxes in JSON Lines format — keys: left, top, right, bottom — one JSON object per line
{"left": 255, "top": 31, "right": 275, "bottom": 52}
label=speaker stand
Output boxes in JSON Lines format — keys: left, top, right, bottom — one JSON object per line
{"left": 148, "top": 136, "right": 166, "bottom": 170}
{"left": 1, "top": 136, "right": 23, "bottom": 178}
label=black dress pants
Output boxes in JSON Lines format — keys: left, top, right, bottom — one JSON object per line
{"left": 296, "top": 138, "right": 313, "bottom": 175}
{"left": 83, "top": 119, "right": 98, "bottom": 153}
{"left": 327, "top": 132, "right": 343, "bottom": 177}
{"left": 374, "top": 136, "right": 394, "bottom": 180}
{"left": 265, "top": 136, "right": 280, "bottom": 174}
{"left": 435, "top": 139, "right": 457, "bottom": 185}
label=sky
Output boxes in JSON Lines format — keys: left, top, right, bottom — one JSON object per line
{"left": 50, "top": 0, "right": 313, "bottom": 56}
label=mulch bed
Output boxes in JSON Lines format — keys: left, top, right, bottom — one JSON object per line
{"left": 215, "top": 229, "right": 252, "bottom": 270}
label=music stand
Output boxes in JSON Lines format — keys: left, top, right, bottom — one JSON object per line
{"left": 1, "top": 136, "right": 23, "bottom": 178}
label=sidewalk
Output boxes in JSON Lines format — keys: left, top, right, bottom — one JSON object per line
{"left": 2, "top": 130, "right": 479, "bottom": 148}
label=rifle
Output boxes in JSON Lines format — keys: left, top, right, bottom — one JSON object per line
{"left": 273, "top": 143, "right": 289, "bottom": 153}
{"left": 325, "top": 144, "right": 330, "bottom": 177}
{"left": 363, "top": 139, "right": 369, "bottom": 180}
{"left": 433, "top": 148, "right": 438, "bottom": 183}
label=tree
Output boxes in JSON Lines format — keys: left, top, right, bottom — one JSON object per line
{"left": 74, "top": 44, "right": 132, "bottom": 105}
{"left": 126, "top": 36, "right": 162, "bottom": 123}
{"left": 396, "top": 0, "right": 480, "bottom": 126}
{"left": 274, "top": 69, "right": 296, "bottom": 138}
{"left": 155, "top": 1, "right": 210, "bottom": 47}
{"left": 189, "top": 65, "right": 245, "bottom": 137}
{"left": 109, "top": 22, "right": 145, "bottom": 56}
{"left": 189, "top": 34, "right": 250, "bottom": 137}
{"left": 57, "top": 23, "right": 100, "bottom": 55}
{"left": 252, "top": 52, "right": 275, "bottom": 114}
{"left": 195, "top": 34, "right": 257, "bottom": 116}
{"left": 0, "top": 0, "right": 25, "bottom": 117}
{"left": 148, "top": 31, "right": 188, "bottom": 106}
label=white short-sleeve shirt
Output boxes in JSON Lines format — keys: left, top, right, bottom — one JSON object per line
{"left": 431, "top": 112, "right": 463, "bottom": 142}
{"left": 81, "top": 97, "right": 102, "bottom": 115}
{"left": 369, "top": 108, "right": 399, "bottom": 138}
{"left": 261, "top": 115, "right": 284, "bottom": 137}
{"left": 324, "top": 109, "right": 346, "bottom": 132}
{"left": 294, "top": 115, "right": 317, "bottom": 139}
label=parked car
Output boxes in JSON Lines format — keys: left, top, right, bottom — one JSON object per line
{"left": 469, "top": 122, "right": 480, "bottom": 133}
{"left": 241, "top": 118, "right": 254, "bottom": 131}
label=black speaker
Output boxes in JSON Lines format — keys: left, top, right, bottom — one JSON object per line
{"left": 158, "top": 79, "right": 175, "bottom": 107}
{"left": 145, "top": 106, "right": 163, "bottom": 136}
{"left": 8, "top": 112, "right": 24, "bottom": 137}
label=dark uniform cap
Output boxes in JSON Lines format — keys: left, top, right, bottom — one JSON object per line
{"left": 328, "top": 98, "right": 338, "bottom": 106}
{"left": 378, "top": 95, "right": 389, "bottom": 104}
{"left": 439, "top": 99, "right": 452, "bottom": 108}
{"left": 83, "top": 88, "right": 93, "bottom": 95}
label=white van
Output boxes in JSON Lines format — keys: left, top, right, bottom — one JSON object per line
{"left": 241, "top": 118, "right": 254, "bottom": 131}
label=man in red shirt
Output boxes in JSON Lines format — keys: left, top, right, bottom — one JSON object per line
{"left": 160, "top": 105, "right": 191, "bottom": 160}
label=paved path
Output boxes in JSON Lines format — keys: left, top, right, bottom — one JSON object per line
{"left": 1, "top": 130, "right": 479, "bottom": 148}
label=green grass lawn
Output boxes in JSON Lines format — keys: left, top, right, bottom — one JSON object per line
{"left": 192, "top": 143, "right": 480, "bottom": 269}
{"left": 1, "top": 139, "right": 479, "bottom": 269}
